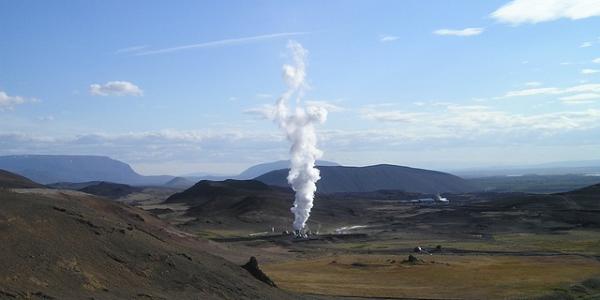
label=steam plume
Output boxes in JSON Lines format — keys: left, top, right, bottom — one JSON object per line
{"left": 273, "top": 41, "right": 327, "bottom": 231}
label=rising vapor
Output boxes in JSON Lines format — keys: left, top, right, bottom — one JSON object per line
{"left": 273, "top": 41, "right": 327, "bottom": 232}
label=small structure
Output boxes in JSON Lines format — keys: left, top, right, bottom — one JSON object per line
{"left": 293, "top": 229, "right": 310, "bottom": 239}
{"left": 435, "top": 193, "right": 449, "bottom": 203}
{"left": 414, "top": 246, "right": 432, "bottom": 255}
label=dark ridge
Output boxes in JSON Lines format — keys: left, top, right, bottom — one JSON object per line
{"left": 166, "top": 179, "right": 271, "bottom": 204}
{"left": 79, "top": 181, "right": 142, "bottom": 199}
{"left": 0, "top": 169, "right": 44, "bottom": 189}
{"left": 255, "top": 164, "right": 476, "bottom": 194}
{"left": 562, "top": 183, "right": 600, "bottom": 195}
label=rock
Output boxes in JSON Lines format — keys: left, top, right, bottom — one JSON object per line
{"left": 402, "top": 255, "right": 426, "bottom": 265}
{"left": 241, "top": 257, "right": 277, "bottom": 287}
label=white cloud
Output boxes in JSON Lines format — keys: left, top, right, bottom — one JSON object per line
{"left": 491, "top": 0, "right": 600, "bottom": 25}
{"left": 379, "top": 35, "right": 399, "bottom": 42}
{"left": 362, "top": 109, "right": 428, "bottom": 123}
{"left": 4, "top": 106, "right": 600, "bottom": 173}
{"left": 502, "top": 87, "right": 561, "bottom": 97}
{"left": 564, "top": 83, "right": 600, "bottom": 93}
{"left": 500, "top": 83, "right": 600, "bottom": 98}
{"left": 90, "top": 81, "right": 143, "bottom": 97}
{"left": 580, "top": 41, "right": 593, "bottom": 48}
{"left": 136, "top": 32, "right": 308, "bottom": 56}
{"left": 244, "top": 104, "right": 277, "bottom": 120}
{"left": 0, "top": 90, "right": 34, "bottom": 110}
{"left": 361, "top": 104, "right": 600, "bottom": 137}
{"left": 433, "top": 28, "right": 484, "bottom": 36}
{"left": 593, "top": 57, "right": 600, "bottom": 63}
{"left": 0, "top": 129, "right": 286, "bottom": 173}
{"left": 560, "top": 93, "right": 600, "bottom": 104}
{"left": 582, "top": 69, "right": 600, "bottom": 74}
{"left": 525, "top": 81, "right": 542, "bottom": 87}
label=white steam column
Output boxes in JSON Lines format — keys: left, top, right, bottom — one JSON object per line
{"left": 272, "top": 41, "right": 327, "bottom": 233}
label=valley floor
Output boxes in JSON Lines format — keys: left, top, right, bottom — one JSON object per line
{"left": 148, "top": 190, "right": 600, "bottom": 300}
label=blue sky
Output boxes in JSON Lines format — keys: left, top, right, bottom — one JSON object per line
{"left": 2, "top": 0, "right": 600, "bottom": 175}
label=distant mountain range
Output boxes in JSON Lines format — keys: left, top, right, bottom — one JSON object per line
{"left": 185, "top": 160, "right": 339, "bottom": 182}
{"left": 452, "top": 160, "right": 600, "bottom": 178}
{"left": 0, "top": 155, "right": 340, "bottom": 187}
{"left": 0, "top": 155, "right": 476, "bottom": 193}
{"left": 255, "top": 164, "right": 476, "bottom": 194}
{"left": 235, "top": 160, "right": 339, "bottom": 180}
{"left": 0, "top": 155, "right": 172, "bottom": 185}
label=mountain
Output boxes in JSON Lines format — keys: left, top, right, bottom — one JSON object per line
{"left": 166, "top": 179, "right": 279, "bottom": 208}
{"left": 255, "top": 164, "right": 476, "bottom": 194}
{"left": 568, "top": 182, "right": 600, "bottom": 194}
{"left": 466, "top": 174, "right": 600, "bottom": 194}
{"left": 168, "top": 180, "right": 293, "bottom": 225}
{"left": 79, "top": 182, "right": 143, "bottom": 199}
{"left": 183, "top": 160, "right": 340, "bottom": 183}
{"left": 236, "top": 160, "right": 339, "bottom": 180}
{"left": 164, "top": 176, "right": 196, "bottom": 188}
{"left": 0, "top": 169, "right": 44, "bottom": 189}
{"left": 0, "top": 188, "right": 302, "bottom": 299}
{"left": 0, "top": 155, "right": 173, "bottom": 185}
{"left": 557, "top": 183, "right": 600, "bottom": 209}
{"left": 165, "top": 179, "right": 371, "bottom": 231}
{"left": 47, "top": 181, "right": 105, "bottom": 190}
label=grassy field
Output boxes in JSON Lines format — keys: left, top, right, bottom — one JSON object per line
{"left": 326, "top": 230, "right": 600, "bottom": 256}
{"left": 263, "top": 254, "right": 600, "bottom": 299}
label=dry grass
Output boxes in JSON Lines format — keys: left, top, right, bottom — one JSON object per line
{"left": 263, "top": 254, "right": 600, "bottom": 299}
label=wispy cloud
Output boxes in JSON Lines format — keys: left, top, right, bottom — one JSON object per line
{"left": 305, "top": 100, "right": 345, "bottom": 112}
{"left": 244, "top": 104, "right": 277, "bottom": 120}
{"left": 525, "top": 81, "right": 542, "bottom": 87}
{"left": 560, "top": 93, "right": 600, "bottom": 104}
{"left": 582, "top": 69, "right": 600, "bottom": 75}
{"left": 115, "top": 45, "right": 149, "bottom": 54}
{"left": 581, "top": 41, "right": 593, "bottom": 48}
{"left": 37, "top": 115, "right": 55, "bottom": 122}
{"left": 499, "top": 83, "right": 600, "bottom": 98}
{"left": 90, "top": 81, "right": 143, "bottom": 97}
{"left": 135, "top": 32, "right": 308, "bottom": 56}
{"left": 379, "top": 35, "right": 399, "bottom": 42}
{"left": 491, "top": 0, "right": 600, "bottom": 25}
{"left": 255, "top": 93, "right": 274, "bottom": 99}
{"left": 502, "top": 87, "right": 561, "bottom": 97}
{"left": 593, "top": 57, "right": 600, "bottom": 63}
{"left": 362, "top": 109, "right": 427, "bottom": 122}
{"left": 433, "top": 27, "right": 484, "bottom": 37}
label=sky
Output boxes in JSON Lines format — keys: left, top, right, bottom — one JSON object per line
{"left": 2, "top": 0, "right": 600, "bottom": 175}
